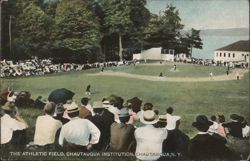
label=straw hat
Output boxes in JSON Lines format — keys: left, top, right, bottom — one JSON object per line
{"left": 140, "top": 110, "right": 159, "bottom": 125}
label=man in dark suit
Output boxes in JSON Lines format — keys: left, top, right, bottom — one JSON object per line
{"left": 222, "top": 114, "right": 243, "bottom": 139}
{"left": 108, "top": 107, "right": 136, "bottom": 152}
{"left": 188, "top": 115, "right": 238, "bottom": 160}
{"left": 88, "top": 101, "right": 115, "bottom": 151}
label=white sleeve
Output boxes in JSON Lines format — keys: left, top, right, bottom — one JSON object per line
{"left": 11, "top": 118, "right": 27, "bottom": 131}
{"left": 58, "top": 127, "right": 64, "bottom": 146}
{"left": 87, "top": 120, "right": 101, "bottom": 144}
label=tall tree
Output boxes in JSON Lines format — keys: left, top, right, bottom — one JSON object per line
{"left": 53, "top": 0, "right": 101, "bottom": 63}
{"left": 144, "top": 5, "right": 184, "bottom": 51}
{"left": 99, "top": 0, "right": 150, "bottom": 61}
{"left": 185, "top": 28, "right": 203, "bottom": 57}
{"left": 13, "top": 2, "right": 54, "bottom": 58}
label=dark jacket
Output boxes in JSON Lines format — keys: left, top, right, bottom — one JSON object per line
{"left": 222, "top": 121, "right": 243, "bottom": 138}
{"left": 88, "top": 109, "right": 114, "bottom": 151}
{"left": 188, "top": 133, "right": 236, "bottom": 160}
{"left": 108, "top": 122, "right": 136, "bottom": 152}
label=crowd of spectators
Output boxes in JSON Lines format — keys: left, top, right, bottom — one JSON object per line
{"left": 0, "top": 57, "right": 135, "bottom": 78}
{"left": 1, "top": 88, "right": 249, "bottom": 161}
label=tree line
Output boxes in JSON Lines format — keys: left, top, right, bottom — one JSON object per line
{"left": 2, "top": 0, "right": 202, "bottom": 63}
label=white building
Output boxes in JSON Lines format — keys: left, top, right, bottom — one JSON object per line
{"left": 133, "top": 47, "right": 188, "bottom": 62}
{"left": 214, "top": 40, "right": 249, "bottom": 63}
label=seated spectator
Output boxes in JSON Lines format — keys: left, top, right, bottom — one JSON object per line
{"left": 88, "top": 101, "right": 114, "bottom": 151}
{"left": 102, "top": 99, "right": 120, "bottom": 123}
{"left": 127, "top": 97, "right": 142, "bottom": 113}
{"left": 135, "top": 110, "right": 167, "bottom": 161}
{"left": 53, "top": 103, "right": 70, "bottom": 125}
{"left": 208, "top": 115, "right": 218, "bottom": 134}
{"left": 137, "top": 102, "right": 154, "bottom": 118}
{"left": 78, "top": 98, "right": 92, "bottom": 119}
{"left": 33, "top": 102, "right": 62, "bottom": 148}
{"left": 59, "top": 101, "right": 100, "bottom": 152}
{"left": 208, "top": 115, "right": 227, "bottom": 144}
{"left": 222, "top": 114, "right": 243, "bottom": 139}
{"left": 240, "top": 117, "right": 250, "bottom": 138}
{"left": 1, "top": 105, "right": 28, "bottom": 150}
{"left": 217, "top": 115, "right": 227, "bottom": 138}
{"left": 81, "top": 97, "right": 94, "bottom": 116}
{"left": 34, "top": 96, "right": 46, "bottom": 109}
{"left": 188, "top": 115, "right": 237, "bottom": 160}
{"left": 163, "top": 107, "right": 189, "bottom": 156}
{"left": 108, "top": 107, "right": 136, "bottom": 152}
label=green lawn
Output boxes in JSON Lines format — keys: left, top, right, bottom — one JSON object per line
{"left": 111, "top": 63, "right": 228, "bottom": 77}
{"left": 1, "top": 63, "right": 249, "bottom": 160}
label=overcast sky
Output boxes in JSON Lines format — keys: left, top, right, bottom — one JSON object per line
{"left": 146, "top": 0, "right": 249, "bottom": 30}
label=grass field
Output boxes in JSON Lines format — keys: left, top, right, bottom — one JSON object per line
{"left": 1, "top": 63, "right": 250, "bottom": 160}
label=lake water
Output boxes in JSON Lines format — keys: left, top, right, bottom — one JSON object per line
{"left": 192, "top": 35, "right": 249, "bottom": 59}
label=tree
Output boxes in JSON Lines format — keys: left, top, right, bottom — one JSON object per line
{"left": 144, "top": 5, "right": 184, "bottom": 50}
{"left": 53, "top": 0, "right": 101, "bottom": 63}
{"left": 99, "top": 0, "right": 150, "bottom": 61}
{"left": 184, "top": 28, "right": 203, "bottom": 57}
{"left": 13, "top": 2, "right": 54, "bottom": 58}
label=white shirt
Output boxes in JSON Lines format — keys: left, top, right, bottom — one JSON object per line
{"left": 135, "top": 125, "right": 168, "bottom": 161}
{"left": 107, "top": 106, "right": 120, "bottom": 123}
{"left": 243, "top": 125, "right": 250, "bottom": 138}
{"left": 1, "top": 114, "right": 27, "bottom": 144}
{"left": 34, "top": 114, "right": 62, "bottom": 146}
{"left": 85, "top": 104, "right": 95, "bottom": 116}
{"left": 59, "top": 117, "right": 100, "bottom": 146}
{"left": 208, "top": 121, "right": 219, "bottom": 134}
{"left": 166, "top": 113, "right": 181, "bottom": 130}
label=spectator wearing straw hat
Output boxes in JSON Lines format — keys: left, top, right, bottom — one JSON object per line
{"left": 33, "top": 102, "right": 62, "bottom": 147}
{"left": 135, "top": 110, "right": 168, "bottom": 161}
{"left": 188, "top": 115, "right": 237, "bottom": 160}
{"left": 108, "top": 107, "right": 136, "bottom": 152}
{"left": 59, "top": 101, "right": 100, "bottom": 152}
{"left": 88, "top": 101, "right": 115, "bottom": 151}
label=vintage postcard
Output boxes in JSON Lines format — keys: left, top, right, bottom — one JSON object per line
{"left": 0, "top": 0, "right": 249, "bottom": 161}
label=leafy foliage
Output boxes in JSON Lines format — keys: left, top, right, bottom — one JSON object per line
{"left": 13, "top": 2, "right": 54, "bottom": 58}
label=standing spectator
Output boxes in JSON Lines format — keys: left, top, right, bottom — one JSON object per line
{"left": 108, "top": 107, "right": 136, "bottom": 152}
{"left": 59, "top": 101, "right": 100, "bottom": 152}
{"left": 33, "top": 102, "right": 62, "bottom": 148}
{"left": 135, "top": 110, "right": 167, "bottom": 161}
{"left": 188, "top": 115, "right": 237, "bottom": 160}
{"left": 85, "top": 84, "right": 91, "bottom": 96}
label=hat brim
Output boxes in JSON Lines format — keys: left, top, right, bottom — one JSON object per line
{"left": 140, "top": 115, "right": 159, "bottom": 125}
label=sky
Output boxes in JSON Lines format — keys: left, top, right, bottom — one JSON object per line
{"left": 146, "top": 0, "right": 249, "bottom": 30}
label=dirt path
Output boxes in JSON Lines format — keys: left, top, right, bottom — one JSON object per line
{"left": 88, "top": 68, "right": 248, "bottom": 82}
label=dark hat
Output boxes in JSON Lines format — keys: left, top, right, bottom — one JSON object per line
{"left": 55, "top": 103, "right": 65, "bottom": 114}
{"left": 230, "top": 114, "right": 241, "bottom": 121}
{"left": 81, "top": 97, "right": 90, "bottom": 105}
{"left": 119, "top": 107, "right": 130, "bottom": 118}
{"left": 192, "top": 115, "right": 213, "bottom": 128}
